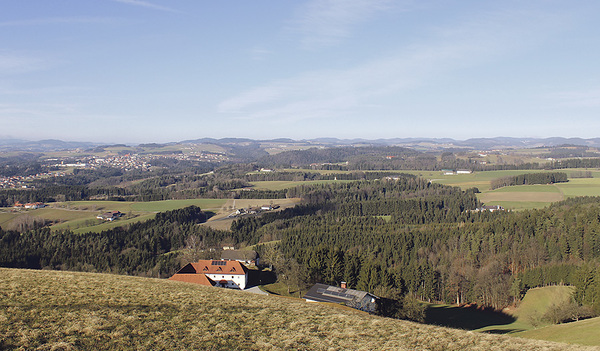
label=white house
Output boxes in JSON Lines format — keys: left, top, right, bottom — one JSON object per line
{"left": 170, "top": 260, "right": 249, "bottom": 290}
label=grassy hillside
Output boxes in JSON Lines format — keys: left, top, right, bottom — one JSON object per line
{"left": 0, "top": 268, "right": 596, "bottom": 351}
{"left": 519, "top": 317, "right": 600, "bottom": 346}
{"left": 425, "top": 285, "right": 594, "bottom": 347}
{"left": 512, "top": 286, "right": 576, "bottom": 327}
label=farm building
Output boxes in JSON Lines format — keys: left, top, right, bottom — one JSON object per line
{"left": 303, "top": 283, "right": 379, "bottom": 313}
{"left": 14, "top": 202, "right": 46, "bottom": 209}
{"left": 169, "top": 260, "right": 249, "bottom": 290}
{"left": 220, "top": 249, "right": 259, "bottom": 265}
{"left": 168, "top": 271, "right": 215, "bottom": 287}
{"left": 479, "top": 205, "right": 505, "bottom": 212}
{"left": 96, "top": 211, "right": 123, "bottom": 221}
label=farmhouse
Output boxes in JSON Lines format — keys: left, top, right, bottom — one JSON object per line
{"left": 303, "top": 283, "right": 379, "bottom": 313}
{"left": 169, "top": 260, "right": 249, "bottom": 290}
{"left": 24, "top": 202, "right": 46, "bottom": 209}
{"left": 96, "top": 210, "right": 123, "bottom": 221}
{"left": 474, "top": 205, "right": 505, "bottom": 212}
{"left": 14, "top": 202, "right": 46, "bottom": 209}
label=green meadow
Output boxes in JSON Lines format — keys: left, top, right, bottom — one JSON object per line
{"left": 519, "top": 317, "right": 600, "bottom": 346}
{"left": 425, "top": 285, "right": 599, "bottom": 347}
{"left": 408, "top": 169, "right": 600, "bottom": 210}
{"left": 0, "top": 199, "right": 228, "bottom": 234}
{"left": 0, "top": 198, "right": 299, "bottom": 234}
{"left": 250, "top": 168, "right": 600, "bottom": 210}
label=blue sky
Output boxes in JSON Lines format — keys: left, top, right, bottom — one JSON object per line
{"left": 1, "top": 0, "right": 599, "bottom": 143}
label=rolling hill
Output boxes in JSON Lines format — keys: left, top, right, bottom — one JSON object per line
{"left": 1, "top": 268, "right": 597, "bottom": 350}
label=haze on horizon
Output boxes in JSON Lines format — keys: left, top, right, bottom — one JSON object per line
{"left": 1, "top": 1, "right": 599, "bottom": 144}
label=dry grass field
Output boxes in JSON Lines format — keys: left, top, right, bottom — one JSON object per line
{"left": 1, "top": 268, "right": 597, "bottom": 351}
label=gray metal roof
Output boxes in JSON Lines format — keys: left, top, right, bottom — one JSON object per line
{"left": 220, "top": 250, "right": 258, "bottom": 261}
{"left": 303, "top": 283, "right": 377, "bottom": 306}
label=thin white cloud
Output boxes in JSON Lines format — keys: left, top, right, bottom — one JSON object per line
{"left": 290, "top": 0, "right": 396, "bottom": 48}
{"left": 552, "top": 89, "right": 600, "bottom": 107}
{"left": 251, "top": 47, "right": 273, "bottom": 61}
{"left": 0, "top": 17, "right": 119, "bottom": 27}
{"left": 0, "top": 53, "right": 47, "bottom": 75}
{"left": 0, "top": 84, "right": 87, "bottom": 96}
{"left": 219, "top": 8, "right": 567, "bottom": 123}
{"left": 112, "top": 0, "right": 181, "bottom": 13}
{"left": 0, "top": 103, "right": 79, "bottom": 118}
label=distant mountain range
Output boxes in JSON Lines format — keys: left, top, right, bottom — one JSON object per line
{"left": 0, "top": 139, "right": 99, "bottom": 152}
{"left": 1, "top": 137, "right": 600, "bottom": 152}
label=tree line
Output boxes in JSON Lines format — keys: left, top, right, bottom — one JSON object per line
{"left": 0, "top": 206, "right": 234, "bottom": 277}
{"left": 490, "top": 172, "right": 568, "bottom": 190}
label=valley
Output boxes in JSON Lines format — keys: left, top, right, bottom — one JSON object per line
{"left": 2, "top": 138, "right": 600, "bottom": 349}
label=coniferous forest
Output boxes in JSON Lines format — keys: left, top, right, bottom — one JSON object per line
{"left": 2, "top": 173, "right": 600, "bottom": 317}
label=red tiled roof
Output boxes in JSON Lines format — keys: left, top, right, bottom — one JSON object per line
{"left": 169, "top": 273, "right": 214, "bottom": 286}
{"left": 183, "top": 260, "right": 247, "bottom": 275}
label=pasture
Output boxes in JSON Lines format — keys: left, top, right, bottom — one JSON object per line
{"left": 518, "top": 317, "right": 600, "bottom": 346}
{"left": 425, "top": 286, "right": 580, "bottom": 339}
{"left": 412, "top": 169, "right": 600, "bottom": 210}
{"left": 0, "top": 198, "right": 294, "bottom": 233}
{"left": 245, "top": 168, "right": 600, "bottom": 210}
{"left": 0, "top": 197, "right": 301, "bottom": 233}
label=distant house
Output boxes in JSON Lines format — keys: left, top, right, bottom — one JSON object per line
{"left": 96, "top": 210, "right": 123, "bottom": 221}
{"left": 481, "top": 205, "right": 504, "bottom": 212}
{"left": 303, "top": 283, "right": 379, "bottom": 313}
{"left": 169, "top": 260, "right": 249, "bottom": 290}
{"left": 23, "top": 202, "right": 45, "bottom": 209}
{"left": 220, "top": 250, "right": 259, "bottom": 266}
{"left": 442, "top": 169, "right": 455, "bottom": 175}
{"left": 456, "top": 169, "right": 472, "bottom": 174}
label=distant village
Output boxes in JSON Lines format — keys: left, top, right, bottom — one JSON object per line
{"left": 51, "top": 154, "right": 151, "bottom": 171}
{"left": 0, "top": 172, "right": 65, "bottom": 189}
{"left": 49, "top": 151, "right": 229, "bottom": 172}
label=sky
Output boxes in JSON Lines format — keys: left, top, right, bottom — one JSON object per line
{"left": 1, "top": 0, "right": 600, "bottom": 143}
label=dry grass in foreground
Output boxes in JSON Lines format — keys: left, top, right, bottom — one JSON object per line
{"left": 1, "top": 268, "right": 598, "bottom": 351}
